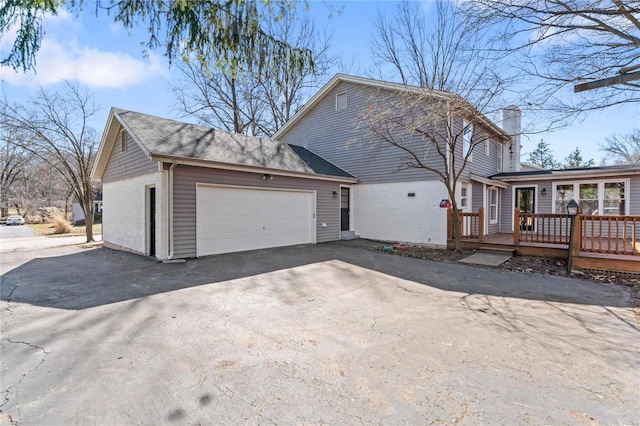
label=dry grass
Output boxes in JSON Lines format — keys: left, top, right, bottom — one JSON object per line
{"left": 51, "top": 216, "right": 73, "bottom": 234}
{"left": 28, "top": 222, "right": 102, "bottom": 237}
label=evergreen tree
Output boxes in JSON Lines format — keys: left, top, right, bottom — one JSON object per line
{"left": 527, "top": 140, "right": 559, "bottom": 169}
{"left": 564, "top": 147, "right": 595, "bottom": 169}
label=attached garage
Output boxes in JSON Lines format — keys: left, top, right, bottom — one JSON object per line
{"left": 196, "top": 184, "right": 315, "bottom": 256}
{"left": 91, "top": 108, "right": 357, "bottom": 260}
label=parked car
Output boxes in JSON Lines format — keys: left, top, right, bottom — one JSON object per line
{"left": 5, "top": 215, "right": 25, "bottom": 225}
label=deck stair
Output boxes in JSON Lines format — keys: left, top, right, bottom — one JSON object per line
{"left": 478, "top": 246, "right": 515, "bottom": 256}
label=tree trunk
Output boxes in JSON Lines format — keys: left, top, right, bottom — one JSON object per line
{"left": 451, "top": 206, "right": 462, "bottom": 251}
{"left": 81, "top": 192, "right": 94, "bottom": 242}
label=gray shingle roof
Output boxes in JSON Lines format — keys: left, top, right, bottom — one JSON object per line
{"left": 114, "top": 108, "right": 315, "bottom": 174}
{"left": 287, "top": 144, "right": 356, "bottom": 178}
{"left": 492, "top": 163, "right": 640, "bottom": 179}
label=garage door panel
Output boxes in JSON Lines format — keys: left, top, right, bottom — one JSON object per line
{"left": 196, "top": 185, "right": 314, "bottom": 256}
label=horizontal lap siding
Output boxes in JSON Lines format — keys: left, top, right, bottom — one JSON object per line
{"left": 277, "top": 81, "right": 443, "bottom": 184}
{"left": 631, "top": 176, "right": 640, "bottom": 214}
{"left": 173, "top": 165, "right": 343, "bottom": 258}
{"left": 456, "top": 118, "right": 504, "bottom": 181}
{"left": 103, "top": 132, "right": 157, "bottom": 183}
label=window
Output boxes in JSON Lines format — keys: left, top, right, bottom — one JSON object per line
{"left": 553, "top": 180, "right": 629, "bottom": 215}
{"left": 120, "top": 129, "right": 127, "bottom": 152}
{"left": 462, "top": 119, "right": 473, "bottom": 162}
{"left": 489, "top": 188, "right": 498, "bottom": 224}
{"left": 485, "top": 139, "right": 490, "bottom": 156}
{"left": 336, "top": 92, "right": 347, "bottom": 111}
{"left": 496, "top": 142, "right": 503, "bottom": 173}
{"left": 604, "top": 182, "right": 625, "bottom": 215}
{"left": 579, "top": 183, "right": 598, "bottom": 215}
{"left": 461, "top": 186, "right": 468, "bottom": 208}
{"left": 555, "top": 184, "right": 574, "bottom": 214}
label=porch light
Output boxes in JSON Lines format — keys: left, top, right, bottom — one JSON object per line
{"left": 261, "top": 174, "right": 273, "bottom": 181}
{"left": 566, "top": 199, "right": 579, "bottom": 216}
{"left": 541, "top": 188, "right": 546, "bottom": 196}
{"left": 333, "top": 190, "right": 338, "bottom": 198}
{"left": 566, "top": 198, "right": 579, "bottom": 275}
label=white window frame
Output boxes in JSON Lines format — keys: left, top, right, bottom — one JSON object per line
{"left": 462, "top": 119, "right": 473, "bottom": 162}
{"left": 551, "top": 179, "right": 630, "bottom": 215}
{"left": 496, "top": 142, "right": 503, "bottom": 173}
{"left": 485, "top": 139, "right": 490, "bottom": 156}
{"left": 335, "top": 92, "right": 347, "bottom": 111}
{"left": 460, "top": 185, "right": 469, "bottom": 210}
{"left": 120, "top": 129, "right": 127, "bottom": 152}
{"left": 489, "top": 187, "right": 499, "bottom": 224}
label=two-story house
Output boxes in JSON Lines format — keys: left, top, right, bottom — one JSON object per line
{"left": 91, "top": 74, "right": 639, "bottom": 259}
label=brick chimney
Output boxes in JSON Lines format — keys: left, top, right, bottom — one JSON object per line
{"left": 502, "top": 105, "right": 521, "bottom": 173}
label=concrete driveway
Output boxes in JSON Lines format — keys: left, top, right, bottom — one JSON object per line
{"left": 1, "top": 240, "right": 638, "bottom": 425}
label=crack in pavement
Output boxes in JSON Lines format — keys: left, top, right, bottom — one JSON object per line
{"left": 0, "top": 338, "right": 50, "bottom": 424}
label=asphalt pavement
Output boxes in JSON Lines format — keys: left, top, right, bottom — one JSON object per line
{"left": 1, "top": 239, "right": 638, "bottom": 425}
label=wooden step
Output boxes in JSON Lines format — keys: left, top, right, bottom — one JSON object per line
{"left": 478, "top": 246, "right": 515, "bottom": 256}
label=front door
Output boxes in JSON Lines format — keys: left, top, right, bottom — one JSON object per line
{"left": 515, "top": 187, "right": 535, "bottom": 231}
{"left": 340, "top": 187, "right": 350, "bottom": 231}
{"left": 148, "top": 187, "right": 156, "bottom": 256}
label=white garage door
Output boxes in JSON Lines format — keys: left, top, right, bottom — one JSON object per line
{"left": 196, "top": 185, "right": 315, "bottom": 256}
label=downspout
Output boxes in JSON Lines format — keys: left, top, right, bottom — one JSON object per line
{"left": 167, "top": 160, "right": 177, "bottom": 259}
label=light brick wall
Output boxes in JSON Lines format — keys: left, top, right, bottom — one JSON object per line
{"left": 102, "top": 172, "right": 166, "bottom": 257}
{"left": 352, "top": 181, "right": 449, "bottom": 247}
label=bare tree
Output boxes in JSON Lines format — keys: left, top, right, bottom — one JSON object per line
{"left": 0, "top": 129, "right": 30, "bottom": 217}
{"left": 366, "top": 0, "right": 511, "bottom": 249}
{"left": 464, "top": 0, "right": 640, "bottom": 115}
{"left": 371, "top": 1, "right": 511, "bottom": 107}
{"left": 359, "top": 88, "right": 504, "bottom": 251}
{"left": 0, "top": 81, "right": 99, "bottom": 241}
{"left": 171, "top": 60, "right": 266, "bottom": 135}
{"left": 599, "top": 128, "right": 640, "bottom": 163}
{"left": 170, "top": 10, "right": 334, "bottom": 138}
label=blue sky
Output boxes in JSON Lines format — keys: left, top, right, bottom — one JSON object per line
{"left": 1, "top": 1, "right": 637, "bottom": 165}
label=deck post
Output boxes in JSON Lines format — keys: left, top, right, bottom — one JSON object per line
{"left": 513, "top": 208, "right": 520, "bottom": 246}
{"left": 447, "top": 209, "right": 453, "bottom": 240}
{"left": 572, "top": 213, "right": 582, "bottom": 257}
{"left": 478, "top": 208, "right": 485, "bottom": 242}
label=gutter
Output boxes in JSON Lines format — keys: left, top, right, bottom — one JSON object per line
{"left": 167, "top": 160, "right": 177, "bottom": 260}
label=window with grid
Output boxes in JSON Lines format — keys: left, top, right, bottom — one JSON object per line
{"left": 603, "top": 182, "right": 625, "bottom": 215}
{"left": 489, "top": 188, "right": 498, "bottom": 223}
{"left": 462, "top": 120, "right": 473, "bottom": 162}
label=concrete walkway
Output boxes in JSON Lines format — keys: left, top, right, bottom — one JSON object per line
{"left": 0, "top": 234, "right": 102, "bottom": 253}
{"left": 1, "top": 240, "right": 638, "bottom": 425}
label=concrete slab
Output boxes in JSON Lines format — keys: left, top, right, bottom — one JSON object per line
{"left": 1, "top": 240, "right": 638, "bottom": 425}
{"left": 459, "top": 252, "right": 512, "bottom": 266}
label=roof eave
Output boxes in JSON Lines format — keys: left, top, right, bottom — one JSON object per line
{"left": 494, "top": 168, "right": 640, "bottom": 182}
{"left": 150, "top": 154, "right": 359, "bottom": 183}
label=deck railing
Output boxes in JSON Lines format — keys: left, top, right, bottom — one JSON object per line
{"left": 579, "top": 215, "right": 639, "bottom": 256}
{"left": 513, "top": 209, "right": 571, "bottom": 245}
{"left": 447, "top": 208, "right": 484, "bottom": 242}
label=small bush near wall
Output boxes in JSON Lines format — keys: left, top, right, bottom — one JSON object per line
{"left": 51, "top": 216, "right": 73, "bottom": 234}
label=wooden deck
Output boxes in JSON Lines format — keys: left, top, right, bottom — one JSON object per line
{"left": 450, "top": 232, "right": 639, "bottom": 275}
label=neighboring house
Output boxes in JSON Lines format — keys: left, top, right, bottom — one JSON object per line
{"left": 273, "top": 74, "right": 520, "bottom": 247}
{"left": 90, "top": 108, "right": 356, "bottom": 259}
{"left": 72, "top": 191, "right": 103, "bottom": 224}
{"left": 492, "top": 164, "right": 640, "bottom": 232}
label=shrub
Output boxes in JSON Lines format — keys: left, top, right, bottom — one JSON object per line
{"left": 51, "top": 215, "right": 73, "bottom": 234}
{"left": 25, "top": 215, "right": 43, "bottom": 224}
{"left": 93, "top": 211, "right": 102, "bottom": 222}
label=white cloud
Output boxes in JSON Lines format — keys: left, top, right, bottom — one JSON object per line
{"left": 1, "top": 37, "right": 167, "bottom": 89}
{"left": 0, "top": 9, "right": 167, "bottom": 89}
